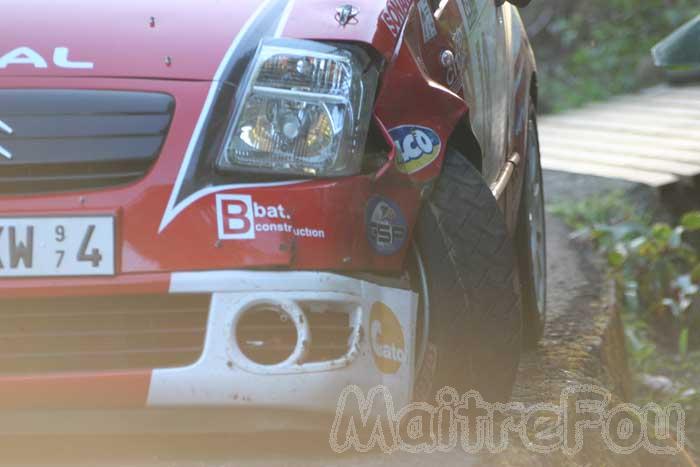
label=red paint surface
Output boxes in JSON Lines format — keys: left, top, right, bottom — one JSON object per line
{"left": 0, "top": 0, "right": 266, "bottom": 80}
{"left": 0, "top": 1, "right": 537, "bottom": 410}
{"left": 0, "top": 273, "right": 170, "bottom": 299}
{"left": 0, "top": 0, "right": 535, "bottom": 292}
{"left": 0, "top": 1, "right": 461, "bottom": 279}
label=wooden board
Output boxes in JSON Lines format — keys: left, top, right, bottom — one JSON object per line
{"left": 541, "top": 134, "right": 700, "bottom": 166}
{"left": 539, "top": 84, "right": 700, "bottom": 185}
{"left": 541, "top": 159, "right": 677, "bottom": 187}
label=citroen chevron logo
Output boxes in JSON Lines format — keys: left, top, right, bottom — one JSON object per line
{"left": 0, "top": 119, "right": 12, "bottom": 160}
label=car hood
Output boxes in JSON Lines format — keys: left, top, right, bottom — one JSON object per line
{"left": 0, "top": 0, "right": 394, "bottom": 81}
{"left": 0, "top": 0, "right": 289, "bottom": 81}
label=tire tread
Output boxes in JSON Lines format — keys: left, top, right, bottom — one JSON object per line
{"left": 417, "top": 148, "right": 522, "bottom": 402}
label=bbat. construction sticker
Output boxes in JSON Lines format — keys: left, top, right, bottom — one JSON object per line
{"left": 216, "top": 194, "right": 326, "bottom": 240}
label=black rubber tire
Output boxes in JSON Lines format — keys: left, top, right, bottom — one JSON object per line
{"left": 517, "top": 103, "right": 547, "bottom": 348}
{"left": 413, "top": 148, "right": 522, "bottom": 403}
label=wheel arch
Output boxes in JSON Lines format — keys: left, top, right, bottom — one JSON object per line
{"left": 447, "top": 114, "right": 484, "bottom": 174}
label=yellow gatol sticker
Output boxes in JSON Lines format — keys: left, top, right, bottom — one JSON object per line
{"left": 389, "top": 125, "right": 442, "bottom": 174}
{"left": 370, "top": 301, "right": 406, "bottom": 374}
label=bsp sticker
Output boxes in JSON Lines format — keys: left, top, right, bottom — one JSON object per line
{"left": 389, "top": 125, "right": 442, "bottom": 174}
{"left": 366, "top": 196, "right": 407, "bottom": 256}
{"left": 370, "top": 302, "right": 406, "bottom": 374}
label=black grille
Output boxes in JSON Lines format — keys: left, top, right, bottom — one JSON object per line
{"left": 0, "top": 295, "right": 209, "bottom": 374}
{"left": 0, "top": 90, "right": 174, "bottom": 194}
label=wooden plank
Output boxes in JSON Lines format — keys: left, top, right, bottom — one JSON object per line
{"left": 581, "top": 101, "right": 700, "bottom": 119}
{"left": 539, "top": 117, "right": 700, "bottom": 141}
{"left": 538, "top": 85, "right": 700, "bottom": 186}
{"left": 613, "top": 95, "right": 700, "bottom": 109}
{"left": 541, "top": 158, "right": 678, "bottom": 187}
{"left": 637, "top": 85, "right": 700, "bottom": 99}
{"left": 540, "top": 145, "right": 700, "bottom": 177}
{"left": 540, "top": 134, "right": 700, "bottom": 166}
{"left": 539, "top": 126, "right": 700, "bottom": 152}
{"left": 562, "top": 108, "right": 700, "bottom": 129}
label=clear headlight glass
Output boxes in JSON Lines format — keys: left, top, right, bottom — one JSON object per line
{"left": 218, "top": 39, "right": 378, "bottom": 177}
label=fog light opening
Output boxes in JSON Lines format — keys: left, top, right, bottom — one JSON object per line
{"left": 233, "top": 300, "right": 307, "bottom": 368}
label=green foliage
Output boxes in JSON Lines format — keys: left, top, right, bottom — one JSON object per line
{"left": 549, "top": 191, "right": 644, "bottom": 231}
{"left": 553, "top": 193, "right": 700, "bottom": 446}
{"left": 551, "top": 193, "right": 700, "bottom": 355}
{"left": 682, "top": 211, "right": 700, "bottom": 231}
{"left": 625, "top": 315, "right": 700, "bottom": 441}
{"left": 532, "top": 1, "right": 699, "bottom": 113}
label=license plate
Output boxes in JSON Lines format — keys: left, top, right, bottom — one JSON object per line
{"left": 0, "top": 217, "right": 115, "bottom": 277}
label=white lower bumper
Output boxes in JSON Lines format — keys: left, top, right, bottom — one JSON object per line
{"left": 148, "top": 271, "right": 418, "bottom": 413}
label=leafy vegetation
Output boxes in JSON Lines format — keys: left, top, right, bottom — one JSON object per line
{"left": 551, "top": 193, "right": 700, "bottom": 353}
{"left": 625, "top": 318, "right": 700, "bottom": 448}
{"left": 551, "top": 193, "right": 700, "bottom": 449}
{"left": 526, "top": 0, "right": 699, "bottom": 113}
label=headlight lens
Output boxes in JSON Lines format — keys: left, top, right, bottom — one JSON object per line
{"left": 218, "top": 39, "right": 378, "bottom": 177}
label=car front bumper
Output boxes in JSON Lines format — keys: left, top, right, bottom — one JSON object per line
{"left": 0, "top": 271, "right": 418, "bottom": 431}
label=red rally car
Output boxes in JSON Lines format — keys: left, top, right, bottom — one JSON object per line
{"left": 0, "top": 0, "right": 545, "bottom": 432}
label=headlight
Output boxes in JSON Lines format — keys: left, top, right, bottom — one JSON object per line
{"left": 217, "top": 39, "right": 378, "bottom": 177}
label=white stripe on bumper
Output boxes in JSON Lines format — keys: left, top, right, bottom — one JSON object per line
{"left": 148, "top": 271, "right": 418, "bottom": 412}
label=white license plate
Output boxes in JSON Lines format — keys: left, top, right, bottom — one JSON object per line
{"left": 0, "top": 217, "right": 115, "bottom": 277}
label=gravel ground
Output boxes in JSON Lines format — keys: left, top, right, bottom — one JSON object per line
{"left": 0, "top": 171, "right": 619, "bottom": 467}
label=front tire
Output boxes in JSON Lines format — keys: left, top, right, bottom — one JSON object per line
{"left": 412, "top": 148, "right": 522, "bottom": 403}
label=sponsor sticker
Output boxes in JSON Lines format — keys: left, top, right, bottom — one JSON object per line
{"left": 417, "top": 0, "right": 437, "bottom": 43}
{"left": 381, "top": 0, "right": 412, "bottom": 38}
{"left": 370, "top": 301, "right": 406, "bottom": 374}
{"left": 366, "top": 196, "right": 407, "bottom": 256}
{"left": 216, "top": 194, "right": 326, "bottom": 240}
{"left": 447, "top": 28, "right": 466, "bottom": 93}
{"left": 389, "top": 125, "right": 442, "bottom": 174}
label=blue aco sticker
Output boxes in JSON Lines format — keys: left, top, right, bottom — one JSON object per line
{"left": 366, "top": 196, "right": 408, "bottom": 256}
{"left": 389, "top": 125, "right": 442, "bottom": 174}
